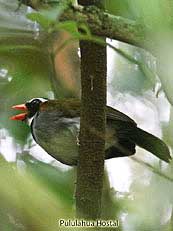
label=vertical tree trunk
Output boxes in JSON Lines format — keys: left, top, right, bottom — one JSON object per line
{"left": 76, "top": 0, "right": 107, "bottom": 219}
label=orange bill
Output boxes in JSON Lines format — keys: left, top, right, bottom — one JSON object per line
{"left": 10, "top": 113, "right": 27, "bottom": 121}
{"left": 10, "top": 104, "right": 27, "bottom": 121}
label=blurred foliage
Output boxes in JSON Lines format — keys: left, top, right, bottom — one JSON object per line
{"left": 103, "top": 0, "right": 172, "bottom": 27}
{"left": 104, "top": 0, "right": 173, "bottom": 106}
{"left": 0, "top": 0, "right": 173, "bottom": 231}
{"left": 108, "top": 43, "right": 157, "bottom": 95}
{"left": 124, "top": 159, "right": 173, "bottom": 231}
{"left": 0, "top": 0, "right": 53, "bottom": 145}
{"left": 0, "top": 155, "right": 75, "bottom": 231}
{"left": 103, "top": 0, "right": 133, "bottom": 19}
{"left": 162, "top": 107, "right": 173, "bottom": 149}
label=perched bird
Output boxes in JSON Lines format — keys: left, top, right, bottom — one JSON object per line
{"left": 11, "top": 98, "right": 171, "bottom": 165}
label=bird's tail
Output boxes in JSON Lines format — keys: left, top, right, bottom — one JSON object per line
{"left": 129, "top": 127, "right": 171, "bottom": 163}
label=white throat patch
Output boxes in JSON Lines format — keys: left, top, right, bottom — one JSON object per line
{"left": 27, "top": 114, "right": 37, "bottom": 126}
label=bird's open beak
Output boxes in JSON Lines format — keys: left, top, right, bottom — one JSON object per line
{"left": 10, "top": 104, "right": 28, "bottom": 121}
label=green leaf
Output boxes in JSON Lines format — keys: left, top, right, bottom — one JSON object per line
{"left": 54, "top": 21, "right": 79, "bottom": 37}
{"left": 0, "top": 157, "right": 74, "bottom": 230}
{"left": 26, "top": 0, "right": 69, "bottom": 28}
{"left": 27, "top": 12, "right": 53, "bottom": 29}
{"left": 78, "top": 23, "right": 91, "bottom": 37}
{"left": 22, "top": 155, "right": 74, "bottom": 206}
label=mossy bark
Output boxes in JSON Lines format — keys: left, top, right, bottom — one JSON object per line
{"left": 75, "top": 0, "right": 106, "bottom": 220}
{"left": 22, "top": 0, "right": 150, "bottom": 52}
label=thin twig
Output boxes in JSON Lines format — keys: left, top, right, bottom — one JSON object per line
{"left": 131, "top": 156, "right": 173, "bottom": 182}
{"left": 54, "top": 32, "right": 156, "bottom": 85}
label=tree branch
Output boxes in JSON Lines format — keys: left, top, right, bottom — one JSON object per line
{"left": 61, "top": 6, "right": 149, "bottom": 49}
{"left": 75, "top": 0, "right": 106, "bottom": 220}
{"left": 131, "top": 157, "right": 173, "bottom": 182}
{"left": 20, "top": 0, "right": 153, "bottom": 52}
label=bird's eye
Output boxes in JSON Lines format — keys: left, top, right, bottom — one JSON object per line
{"left": 32, "top": 99, "right": 40, "bottom": 105}
{"left": 29, "top": 99, "right": 41, "bottom": 107}
{"left": 25, "top": 98, "right": 41, "bottom": 114}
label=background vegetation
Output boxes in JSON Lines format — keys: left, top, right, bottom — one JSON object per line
{"left": 0, "top": 0, "right": 173, "bottom": 230}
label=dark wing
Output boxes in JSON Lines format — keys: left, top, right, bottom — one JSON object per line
{"left": 106, "top": 105, "right": 136, "bottom": 125}
{"left": 106, "top": 105, "right": 171, "bottom": 163}
{"left": 40, "top": 99, "right": 81, "bottom": 118}
{"left": 41, "top": 100, "right": 136, "bottom": 123}
{"left": 105, "top": 105, "right": 137, "bottom": 159}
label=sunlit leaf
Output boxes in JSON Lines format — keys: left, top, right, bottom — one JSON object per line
{"left": 27, "top": 12, "right": 54, "bottom": 29}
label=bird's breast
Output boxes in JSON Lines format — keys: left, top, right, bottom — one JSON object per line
{"left": 31, "top": 111, "right": 80, "bottom": 165}
{"left": 30, "top": 110, "right": 134, "bottom": 165}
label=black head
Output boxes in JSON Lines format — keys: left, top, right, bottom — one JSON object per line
{"left": 25, "top": 98, "right": 48, "bottom": 118}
